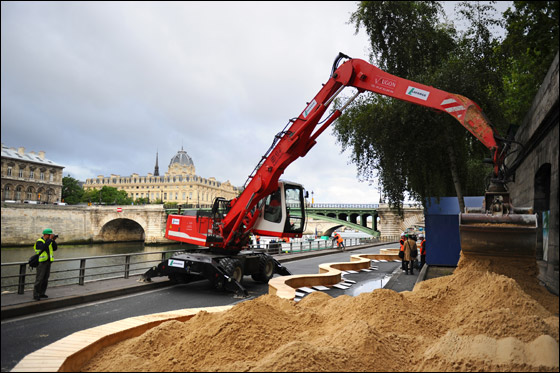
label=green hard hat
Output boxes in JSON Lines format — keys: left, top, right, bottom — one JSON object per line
{"left": 43, "top": 228, "right": 53, "bottom": 235}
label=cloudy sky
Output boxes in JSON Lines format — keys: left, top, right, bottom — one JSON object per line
{"left": 1, "top": 1, "right": 509, "bottom": 204}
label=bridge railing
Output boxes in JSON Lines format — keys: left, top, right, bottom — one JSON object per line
{"left": 248, "top": 236, "right": 397, "bottom": 255}
{"left": 302, "top": 203, "right": 379, "bottom": 209}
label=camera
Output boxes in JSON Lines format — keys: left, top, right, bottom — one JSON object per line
{"left": 53, "top": 234, "right": 59, "bottom": 239}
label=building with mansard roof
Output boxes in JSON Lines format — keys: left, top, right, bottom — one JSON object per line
{"left": 83, "top": 147, "right": 240, "bottom": 207}
{"left": 1, "top": 143, "right": 65, "bottom": 203}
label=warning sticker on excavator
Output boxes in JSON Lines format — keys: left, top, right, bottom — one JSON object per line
{"left": 406, "top": 86, "right": 430, "bottom": 101}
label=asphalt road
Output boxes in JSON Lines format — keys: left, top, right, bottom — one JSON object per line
{"left": 1, "top": 244, "right": 398, "bottom": 372}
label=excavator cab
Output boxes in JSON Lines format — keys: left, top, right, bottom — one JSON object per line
{"left": 252, "top": 181, "right": 306, "bottom": 238}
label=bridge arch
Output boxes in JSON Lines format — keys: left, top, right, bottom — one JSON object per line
{"left": 95, "top": 211, "right": 151, "bottom": 242}
{"left": 97, "top": 218, "right": 146, "bottom": 242}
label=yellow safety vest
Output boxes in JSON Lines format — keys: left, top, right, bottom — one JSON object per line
{"left": 34, "top": 238, "right": 54, "bottom": 262}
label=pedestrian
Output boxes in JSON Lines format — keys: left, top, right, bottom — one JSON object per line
{"left": 403, "top": 233, "right": 418, "bottom": 275}
{"left": 399, "top": 232, "right": 406, "bottom": 272}
{"left": 256, "top": 235, "right": 261, "bottom": 249}
{"left": 33, "top": 228, "right": 58, "bottom": 301}
{"left": 418, "top": 234, "right": 426, "bottom": 270}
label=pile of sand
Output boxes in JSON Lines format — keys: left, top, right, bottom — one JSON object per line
{"left": 82, "top": 254, "right": 559, "bottom": 372}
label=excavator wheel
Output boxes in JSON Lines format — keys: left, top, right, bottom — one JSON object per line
{"left": 218, "top": 257, "right": 244, "bottom": 284}
{"left": 251, "top": 254, "right": 275, "bottom": 283}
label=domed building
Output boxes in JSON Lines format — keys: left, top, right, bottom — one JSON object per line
{"left": 167, "top": 147, "right": 195, "bottom": 175}
{"left": 84, "top": 147, "right": 240, "bottom": 207}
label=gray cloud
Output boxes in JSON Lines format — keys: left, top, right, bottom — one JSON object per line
{"left": 1, "top": 1, "right": 509, "bottom": 203}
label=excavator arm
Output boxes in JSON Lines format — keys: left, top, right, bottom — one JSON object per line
{"left": 166, "top": 53, "right": 535, "bottom": 257}
{"left": 326, "top": 54, "right": 505, "bottom": 176}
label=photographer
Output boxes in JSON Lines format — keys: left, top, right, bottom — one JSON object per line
{"left": 33, "top": 228, "right": 58, "bottom": 301}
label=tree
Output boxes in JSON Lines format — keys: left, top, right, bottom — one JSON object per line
{"left": 134, "top": 197, "right": 150, "bottom": 205}
{"left": 498, "top": 1, "right": 559, "bottom": 126}
{"left": 339, "top": 1, "right": 505, "bottom": 212}
{"left": 62, "top": 176, "right": 84, "bottom": 205}
{"left": 81, "top": 186, "right": 133, "bottom": 205}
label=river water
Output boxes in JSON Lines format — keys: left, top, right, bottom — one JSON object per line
{"left": 1, "top": 242, "right": 195, "bottom": 293}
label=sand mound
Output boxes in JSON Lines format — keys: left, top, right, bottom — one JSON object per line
{"left": 82, "top": 253, "right": 559, "bottom": 372}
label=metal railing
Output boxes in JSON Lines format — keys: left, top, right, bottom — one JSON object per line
{"left": 1, "top": 249, "right": 185, "bottom": 295}
{"left": 302, "top": 203, "right": 380, "bottom": 209}
{"left": 1, "top": 236, "right": 398, "bottom": 295}
{"left": 248, "top": 236, "right": 397, "bottom": 255}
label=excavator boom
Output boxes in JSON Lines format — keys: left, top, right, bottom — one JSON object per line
{"left": 165, "top": 53, "right": 536, "bottom": 258}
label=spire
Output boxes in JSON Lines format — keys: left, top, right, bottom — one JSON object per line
{"left": 154, "top": 150, "right": 160, "bottom": 176}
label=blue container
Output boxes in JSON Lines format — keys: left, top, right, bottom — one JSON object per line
{"left": 424, "top": 197, "right": 484, "bottom": 266}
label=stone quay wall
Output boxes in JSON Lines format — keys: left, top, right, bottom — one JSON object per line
{"left": 508, "top": 52, "right": 559, "bottom": 295}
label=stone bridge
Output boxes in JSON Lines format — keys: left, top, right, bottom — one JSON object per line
{"left": 0, "top": 204, "right": 168, "bottom": 246}
{"left": 1, "top": 203, "right": 424, "bottom": 246}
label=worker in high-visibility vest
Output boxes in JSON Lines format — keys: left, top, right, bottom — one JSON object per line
{"left": 33, "top": 228, "right": 58, "bottom": 301}
{"left": 336, "top": 234, "right": 345, "bottom": 251}
{"left": 418, "top": 234, "right": 426, "bottom": 270}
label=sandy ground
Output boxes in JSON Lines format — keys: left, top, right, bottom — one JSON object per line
{"left": 82, "top": 254, "right": 559, "bottom": 372}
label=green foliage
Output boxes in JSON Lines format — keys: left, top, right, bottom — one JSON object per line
{"left": 62, "top": 176, "right": 84, "bottom": 205}
{"left": 341, "top": 1, "right": 500, "bottom": 209}
{"left": 134, "top": 197, "right": 150, "bottom": 205}
{"left": 81, "top": 186, "right": 133, "bottom": 205}
{"left": 350, "top": 1, "right": 454, "bottom": 76}
{"left": 339, "top": 1, "right": 557, "bottom": 209}
{"left": 498, "top": 1, "right": 559, "bottom": 126}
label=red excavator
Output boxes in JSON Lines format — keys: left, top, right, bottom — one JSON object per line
{"left": 142, "top": 53, "right": 537, "bottom": 294}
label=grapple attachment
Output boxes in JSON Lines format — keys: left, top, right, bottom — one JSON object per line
{"left": 459, "top": 183, "right": 538, "bottom": 257}
{"left": 459, "top": 210, "right": 537, "bottom": 257}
